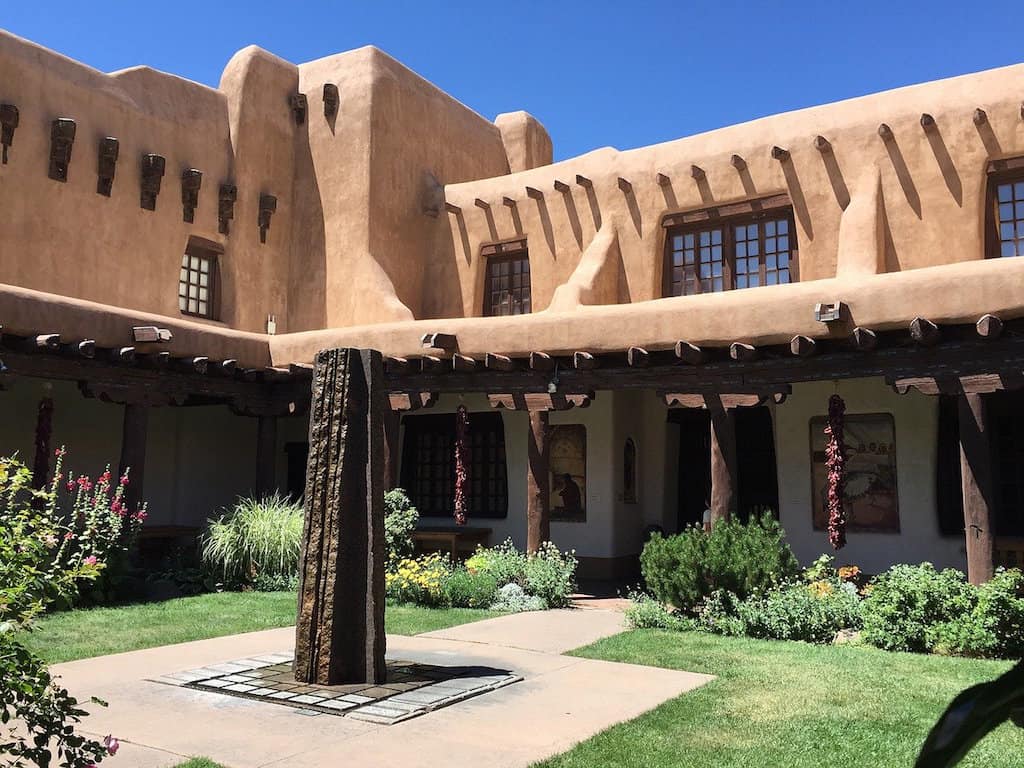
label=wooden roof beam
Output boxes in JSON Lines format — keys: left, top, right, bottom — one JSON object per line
{"left": 910, "top": 317, "right": 940, "bottom": 346}
{"left": 573, "top": 351, "right": 598, "bottom": 370}
{"left": 675, "top": 341, "right": 706, "bottom": 365}
{"left": 790, "top": 335, "right": 817, "bottom": 358}
{"left": 175, "top": 356, "right": 209, "bottom": 375}
{"left": 850, "top": 326, "right": 878, "bottom": 351}
{"left": 484, "top": 353, "right": 516, "bottom": 372}
{"left": 976, "top": 313, "right": 1003, "bottom": 339}
{"left": 627, "top": 346, "right": 650, "bottom": 367}
{"left": 60, "top": 339, "right": 95, "bottom": 358}
{"left": 421, "top": 332, "right": 457, "bottom": 351}
{"left": 419, "top": 355, "right": 447, "bottom": 374}
{"left": 452, "top": 354, "right": 478, "bottom": 373}
{"left": 729, "top": 342, "right": 758, "bottom": 361}
{"left": 529, "top": 352, "right": 554, "bottom": 371}
{"left": 384, "top": 356, "right": 413, "bottom": 375}
{"left": 488, "top": 392, "right": 593, "bottom": 411}
{"left": 388, "top": 391, "right": 437, "bottom": 411}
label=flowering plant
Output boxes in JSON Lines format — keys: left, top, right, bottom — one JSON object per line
{"left": 453, "top": 405, "right": 469, "bottom": 526}
{"left": 824, "top": 394, "right": 847, "bottom": 550}
{"left": 385, "top": 554, "right": 450, "bottom": 606}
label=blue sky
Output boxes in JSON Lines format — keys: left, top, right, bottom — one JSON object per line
{"left": 4, "top": 1, "right": 1021, "bottom": 160}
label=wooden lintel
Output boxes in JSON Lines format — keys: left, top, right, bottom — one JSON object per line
{"left": 850, "top": 326, "right": 877, "bottom": 351}
{"left": 525, "top": 186, "right": 544, "bottom": 200}
{"left": 573, "top": 351, "right": 598, "bottom": 370}
{"left": 484, "top": 353, "right": 516, "bottom": 372}
{"left": 502, "top": 196, "right": 516, "bottom": 208}
{"left": 452, "top": 354, "right": 478, "bottom": 373}
{"left": 388, "top": 391, "right": 437, "bottom": 412}
{"left": 675, "top": 341, "right": 705, "bottom": 365}
{"left": 627, "top": 346, "right": 650, "bottom": 367}
{"left": 488, "top": 392, "right": 593, "bottom": 411}
{"left": 384, "top": 356, "right": 412, "bottom": 375}
{"left": 419, "top": 355, "right": 447, "bottom": 374}
{"left": 910, "top": 317, "right": 940, "bottom": 346}
{"left": 529, "top": 352, "right": 554, "bottom": 372}
{"left": 656, "top": 172, "right": 671, "bottom": 187}
{"left": 729, "top": 342, "right": 757, "bottom": 361}
{"left": 553, "top": 180, "right": 570, "bottom": 194}
{"left": 891, "top": 372, "right": 1024, "bottom": 396}
{"left": 976, "top": 314, "right": 1003, "bottom": 339}
{"left": 664, "top": 393, "right": 766, "bottom": 410}
{"left": 575, "top": 174, "right": 592, "bottom": 188}
{"left": 421, "top": 332, "right": 457, "bottom": 351}
{"left": 79, "top": 380, "right": 185, "bottom": 407}
{"left": 473, "top": 198, "right": 490, "bottom": 209}
{"left": 790, "top": 335, "right": 817, "bottom": 357}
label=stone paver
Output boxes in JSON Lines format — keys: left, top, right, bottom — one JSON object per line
{"left": 52, "top": 609, "right": 711, "bottom": 768}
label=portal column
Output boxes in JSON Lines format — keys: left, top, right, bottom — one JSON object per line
{"left": 958, "top": 393, "right": 995, "bottom": 584}
{"left": 708, "top": 399, "right": 737, "bottom": 527}
{"left": 118, "top": 403, "right": 149, "bottom": 512}
{"left": 527, "top": 409, "right": 551, "bottom": 553}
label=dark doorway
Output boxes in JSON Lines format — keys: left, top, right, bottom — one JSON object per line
{"left": 669, "top": 405, "right": 780, "bottom": 530}
{"left": 284, "top": 442, "right": 309, "bottom": 502}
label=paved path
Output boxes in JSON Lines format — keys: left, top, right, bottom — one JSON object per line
{"left": 52, "top": 609, "right": 712, "bottom": 768}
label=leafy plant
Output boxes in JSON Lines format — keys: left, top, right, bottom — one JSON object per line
{"left": 490, "top": 583, "right": 545, "bottom": 613}
{"left": 386, "top": 554, "right": 450, "bottom": 606}
{"left": 640, "top": 514, "right": 799, "bottom": 611}
{"left": 202, "top": 493, "right": 304, "bottom": 588}
{"left": 625, "top": 591, "right": 695, "bottom": 631}
{"left": 861, "top": 563, "right": 975, "bottom": 653}
{"left": 524, "top": 541, "right": 578, "bottom": 608}
{"left": 697, "top": 589, "right": 745, "bottom": 636}
{"left": 384, "top": 489, "right": 419, "bottom": 564}
{"left": 931, "top": 568, "right": 1024, "bottom": 659}
{"left": 444, "top": 569, "right": 498, "bottom": 608}
{"left": 738, "top": 580, "right": 863, "bottom": 644}
{"left": 465, "top": 539, "right": 528, "bottom": 588}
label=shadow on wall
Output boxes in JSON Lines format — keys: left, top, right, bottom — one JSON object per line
{"left": 925, "top": 124, "right": 963, "bottom": 207}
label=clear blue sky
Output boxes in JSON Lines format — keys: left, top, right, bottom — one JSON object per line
{"left": 4, "top": 1, "right": 1020, "bottom": 160}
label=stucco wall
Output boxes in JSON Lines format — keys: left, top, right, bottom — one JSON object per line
{"left": 774, "top": 378, "right": 967, "bottom": 573}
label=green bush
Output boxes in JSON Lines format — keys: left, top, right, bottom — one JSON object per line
{"left": 384, "top": 489, "right": 419, "bottom": 564}
{"left": 202, "top": 493, "right": 304, "bottom": 588}
{"left": 524, "top": 541, "right": 578, "bottom": 608}
{"left": 931, "top": 568, "right": 1024, "bottom": 659}
{"left": 738, "top": 581, "right": 863, "bottom": 644}
{"left": 697, "top": 589, "right": 745, "bottom": 636}
{"left": 625, "top": 592, "right": 695, "bottom": 631}
{"left": 640, "top": 514, "right": 799, "bottom": 611}
{"left": 465, "top": 539, "right": 528, "bottom": 588}
{"left": 444, "top": 569, "right": 499, "bottom": 608}
{"left": 490, "top": 583, "right": 545, "bottom": 613}
{"left": 861, "top": 563, "right": 975, "bottom": 653}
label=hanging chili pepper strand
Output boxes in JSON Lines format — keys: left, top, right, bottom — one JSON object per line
{"left": 825, "top": 393, "right": 847, "bottom": 550}
{"left": 454, "top": 404, "right": 469, "bottom": 526}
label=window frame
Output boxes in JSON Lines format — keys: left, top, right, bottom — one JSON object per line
{"left": 179, "top": 238, "right": 222, "bottom": 320}
{"left": 661, "top": 196, "right": 798, "bottom": 298}
{"left": 482, "top": 239, "right": 531, "bottom": 317}
{"left": 985, "top": 159, "right": 1024, "bottom": 260}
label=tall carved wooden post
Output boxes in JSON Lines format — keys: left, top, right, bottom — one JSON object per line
{"left": 527, "top": 409, "right": 551, "bottom": 554}
{"left": 294, "top": 348, "right": 387, "bottom": 685}
{"left": 958, "top": 393, "right": 995, "bottom": 585}
{"left": 708, "top": 397, "right": 737, "bottom": 526}
{"left": 118, "top": 403, "right": 149, "bottom": 513}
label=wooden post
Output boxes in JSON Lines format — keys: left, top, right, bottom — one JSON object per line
{"left": 383, "top": 408, "right": 400, "bottom": 491}
{"left": 295, "top": 348, "right": 386, "bottom": 685}
{"left": 118, "top": 403, "right": 148, "bottom": 512}
{"left": 256, "top": 414, "right": 277, "bottom": 496}
{"left": 527, "top": 409, "right": 551, "bottom": 553}
{"left": 708, "top": 401, "right": 737, "bottom": 526}
{"left": 958, "top": 393, "right": 995, "bottom": 584}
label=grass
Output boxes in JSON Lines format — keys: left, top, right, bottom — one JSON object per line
{"left": 172, "top": 761, "right": 223, "bottom": 768}
{"left": 537, "top": 630, "right": 1024, "bottom": 768}
{"left": 24, "top": 592, "right": 489, "bottom": 664}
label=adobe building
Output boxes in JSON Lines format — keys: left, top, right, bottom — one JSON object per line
{"left": 1, "top": 28, "right": 1023, "bottom": 582}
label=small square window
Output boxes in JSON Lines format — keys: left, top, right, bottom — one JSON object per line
{"left": 179, "top": 241, "right": 219, "bottom": 319}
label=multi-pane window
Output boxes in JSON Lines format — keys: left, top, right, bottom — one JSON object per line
{"left": 400, "top": 413, "right": 508, "bottom": 519}
{"left": 663, "top": 201, "right": 796, "bottom": 297}
{"left": 179, "top": 243, "right": 218, "bottom": 319}
{"left": 994, "top": 179, "right": 1024, "bottom": 258}
{"left": 483, "top": 241, "right": 531, "bottom": 316}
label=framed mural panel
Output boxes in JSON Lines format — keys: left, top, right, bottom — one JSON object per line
{"left": 550, "top": 424, "right": 586, "bottom": 522}
{"left": 809, "top": 412, "right": 900, "bottom": 533}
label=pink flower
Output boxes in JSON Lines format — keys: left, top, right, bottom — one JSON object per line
{"left": 66, "top": 480, "right": 75, "bottom": 492}
{"left": 103, "top": 735, "right": 119, "bottom": 755}
{"left": 133, "top": 510, "right": 148, "bottom": 522}
{"left": 119, "top": 474, "right": 130, "bottom": 486}
{"left": 54, "top": 447, "right": 65, "bottom": 457}
{"left": 99, "top": 470, "right": 111, "bottom": 484}
{"left": 83, "top": 555, "right": 98, "bottom": 566}
{"left": 64, "top": 531, "right": 74, "bottom": 541}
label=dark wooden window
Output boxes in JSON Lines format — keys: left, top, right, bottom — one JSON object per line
{"left": 662, "top": 197, "right": 796, "bottom": 297}
{"left": 400, "top": 412, "right": 508, "bottom": 518}
{"left": 483, "top": 242, "right": 531, "bottom": 316}
{"left": 991, "top": 175, "right": 1024, "bottom": 259}
{"left": 179, "top": 239, "right": 220, "bottom": 319}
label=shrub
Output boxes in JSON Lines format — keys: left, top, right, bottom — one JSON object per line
{"left": 861, "top": 563, "right": 975, "bottom": 653}
{"left": 738, "top": 580, "right": 863, "bottom": 644}
{"left": 640, "top": 514, "right": 799, "bottom": 611}
{"left": 490, "top": 583, "right": 545, "bottom": 613}
{"left": 524, "top": 541, "right": 578, "bottom": 608}
{"left": 444, "top": 568, "right": 498, "bottom": 608}
{"left": 697, "top": 589, "right": 745, "bottom": 636}
{"left": 625, "top": 591, "right": 695, "bottom": 631}
{"left": 384, "top": 489, "right": 419, "bottom": 564}
{"left": 932, "top": 568, "right": 1024, "bottom": 659}
{"left": 466, "top": 539, "right": 528, "bottom": 588}
{"left": 202, "top": 493, "right": 304, "bottom": 588}
{"left": 386, "top": 554, "right": 450, "bottom": 606}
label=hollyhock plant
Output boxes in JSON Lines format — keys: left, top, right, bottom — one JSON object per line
{"left": 824, "top": 394, "right": 847, "bottom": 550}
{"left": 453, "top": 404, "right": 469, "bottom": 526}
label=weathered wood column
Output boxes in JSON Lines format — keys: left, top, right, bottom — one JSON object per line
{"left": 255, "top": 414, "right": 277, "bottom": 496}
{"left": 708, "top": 398, "right": 737, "bottom": 526}
{"left": 295, "top": 348, "right": 386, "bottom": 685}
{"left": 118, "top": 403, "right": 149, "bottom": 513}
{"left": 958, "top": 393, "right": 995, "bottom": 584}
{"left": 527, "top": 409, "right": 551, "bottom": 554}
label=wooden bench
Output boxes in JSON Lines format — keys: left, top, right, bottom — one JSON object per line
{"left": 412, "top": 526, "right": 492, "bottom": 561}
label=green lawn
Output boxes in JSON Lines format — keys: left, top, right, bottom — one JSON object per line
{"left": 537, "top": 630, "right": 1023, "bottom": 768}
{"left": 24, "top": 592, "right": 489, "bottom": 664}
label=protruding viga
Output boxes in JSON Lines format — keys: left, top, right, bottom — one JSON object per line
{"left": 294, "top": 347, "right": 387, "bottom": 685}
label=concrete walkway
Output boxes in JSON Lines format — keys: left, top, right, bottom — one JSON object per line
{"left": 53, "top": 609, "right": 712, "bottom": 768}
